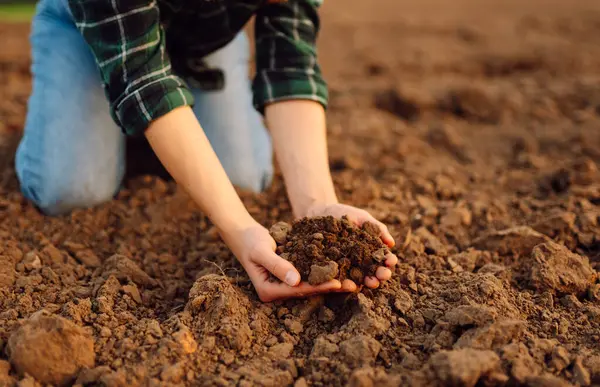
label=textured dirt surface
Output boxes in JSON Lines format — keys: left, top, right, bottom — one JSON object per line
{"left": 2, "top": 0, "right": 600, "bottom": 386}
{"left": 270, "top": 216, "right": 389, "bottom": 285}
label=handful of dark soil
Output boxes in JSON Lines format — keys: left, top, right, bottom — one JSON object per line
{"left": 269, "top": 216, "right": 391, "bottom": 285}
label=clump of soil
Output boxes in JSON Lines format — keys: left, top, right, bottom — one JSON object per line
{"left": 6, "top": 311, "right": 95, "bottom": 386}
{"left": 523, "top": 241, "right": 597, "bottom": 296}
{"left": 270, "top": 216, "right": 389, "bottom": 285}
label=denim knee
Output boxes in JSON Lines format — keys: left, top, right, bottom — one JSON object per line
{"left": 15, "top": 152, "right": 121, "bottom": 216}
{"left": 16, "top": 171, "right": 119, "bottom": 216}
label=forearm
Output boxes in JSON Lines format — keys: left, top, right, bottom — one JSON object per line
{"left": 265, "top": 100, "right": 338, "bottom": 218}
{"left": 145, "top": 106, "right": 254, "bottom": 231}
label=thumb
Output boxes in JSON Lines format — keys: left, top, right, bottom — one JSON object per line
{"left": 253, "top": 248, "right": 301, "bottom": 287}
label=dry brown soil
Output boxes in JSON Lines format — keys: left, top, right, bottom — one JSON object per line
{"left": 271, "top": 216, "right": 390, "bottom": 285}
{"left": 1, "top": 0, "right": 600, "bottom": 386}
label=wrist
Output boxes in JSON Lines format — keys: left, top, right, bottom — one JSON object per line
{"left": 209, "top": 208, "right": 256, "bottom": 239}
{"left": 292, "top": 192, "right": 339, "bottom": 219}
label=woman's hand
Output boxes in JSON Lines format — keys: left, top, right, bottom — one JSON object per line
{"left": 219, "top": 220, "right": 357, "bottom": 302}
{"left": 303, "top": 203, "right": 399, "bottom": 289}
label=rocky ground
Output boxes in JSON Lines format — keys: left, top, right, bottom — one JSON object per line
{"left": 1, "top": 0, "right": 600, "bottom": 386}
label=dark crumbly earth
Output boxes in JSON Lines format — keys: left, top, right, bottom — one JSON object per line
{"left": 271, "top": 216, "right": 389, "bottom": 285}
{"left": 2, "top": 0, "right": 600, "bottom": 386}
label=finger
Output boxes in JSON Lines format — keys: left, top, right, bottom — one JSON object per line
{"left": 375, "top": 267, "right": 392, "bottom": 281}
{"left": 374, "top": 220, "right": 395, "bottom": 247}
{"left": 253, "top": 249, "right": 301, "bottom": 286}
{"left": 364, "top": 276, "right": 380, "bottom": 289}
{"left": 339, "top": 279, "right": 358, "bottom": 292}
{"left": 385, "top": 253, "right": 398, "bottom": 267}
{"left": 258, "top": 280, "right": 343, "bottom": 301}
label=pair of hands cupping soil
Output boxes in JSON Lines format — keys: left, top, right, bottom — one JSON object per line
{"left": 220, "top": 203, "right": 398, "bottom": 302}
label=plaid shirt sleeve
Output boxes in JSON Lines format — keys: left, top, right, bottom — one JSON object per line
{"left": 68, "top": 0, "right": 194, "bottom": 136}
{"left": 252, "top": 0, "right": 328, "bottom": 113}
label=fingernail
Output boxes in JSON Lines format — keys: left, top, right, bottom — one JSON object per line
{"left": 285, "top": 271, "right": 300, "bottom": 286}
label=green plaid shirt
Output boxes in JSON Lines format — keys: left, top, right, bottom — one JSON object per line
{"left": 68, "top": 0, "right": 328, "bottom": 136}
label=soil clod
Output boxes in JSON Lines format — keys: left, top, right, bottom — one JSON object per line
{"left": 7, "top": 312, "right": 95, "bottom": 386}
{"left": 272, "top": 216, "right": 388, "bottom": 285}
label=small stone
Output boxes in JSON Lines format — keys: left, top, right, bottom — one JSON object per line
{"left": 270, "top": 222, "right": 292, "bottom": 244}
{"left": 372, "top": 248, "right": 388, "bottom": 263}
{"left": 312, "top": 233, "right": 324, "bottom": 241}
{"left": 308, "top": 261, "right": 339, "bottom": 285}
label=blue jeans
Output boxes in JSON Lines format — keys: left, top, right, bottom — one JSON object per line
{"left": 16, "top": 0, "right": 273, "bottom": 216}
